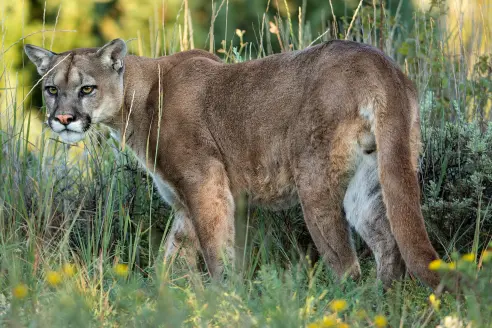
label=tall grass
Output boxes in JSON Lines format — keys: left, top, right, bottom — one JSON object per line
{"left": 1, "top": 1, "right": 491, "bottom": 327}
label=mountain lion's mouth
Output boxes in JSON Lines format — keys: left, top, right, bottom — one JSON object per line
{"left": 58, "top": 129, "right": 85, "bottom": 143}
{"left": 49, "top": 117, "right": 91, "bottom": 143}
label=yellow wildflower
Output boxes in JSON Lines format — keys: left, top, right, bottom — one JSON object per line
{"left": 429, "top": 259, "right": 444, "bottom": 271}
{"left": 461, "top": 253, "right": 475, "bottom": 262}
{"left": 307, "top": 314, "right": 340, "bottom": 328}
{"left": 46, "top": 271, "right": 62, "bottom": 287}
{"left": 429, "top": 293, "right": 441, "bottom": 310}
{"left": 447, "top": 261, "right": 456, "bottom": 270}
{"left": 321, "top": 315, "right": 338, "bottom": 327}
{"left": 62, "top": 263, "right": 76, "bottom": 277}
{"left": 12, "top": 283, "right": 28, "bottom": 299}
{"left": 374, "top": 315, "right": 388, "bottom": 328}
{"left": 114, "top": 263, "right": 129, "bottom": 277}
{"left": 307, "top": 323, "right": 320, "bottom": 328}
{"left": 329, "top": 299, "right": 348, "bottom": 312}
{"left": 482, "top": 250, "right": 491, "bottom": 263}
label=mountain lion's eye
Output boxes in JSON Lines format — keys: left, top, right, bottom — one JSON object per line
{"left": 81, "top": 86, "right": 95, "bottom": 95}
{"left": 46, "top": 86, "right": 58, "bottom": 95}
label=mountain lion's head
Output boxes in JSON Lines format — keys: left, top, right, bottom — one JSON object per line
{"left": 24, "top": 39, "right": 127, "bottom": 143}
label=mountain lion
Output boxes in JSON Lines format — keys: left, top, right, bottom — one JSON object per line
{"left": 24, "top": 38, "right": 441, "bottom": 288}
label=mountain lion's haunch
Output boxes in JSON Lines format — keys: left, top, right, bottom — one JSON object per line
{"left": 25, "top": 39, "right": 441, "bottom": 288}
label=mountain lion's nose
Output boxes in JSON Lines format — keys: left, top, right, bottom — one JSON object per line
{"left": 55, "top": 114, "right": 75, "bottom": 125}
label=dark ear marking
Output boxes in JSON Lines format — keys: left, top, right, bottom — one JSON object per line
{"left": 96, "top": 38, "right": 127, "bottom": 73}
{"left": 24, "top": 44, "right": 57, "bottom": 75}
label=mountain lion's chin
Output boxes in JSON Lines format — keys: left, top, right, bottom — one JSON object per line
{"left": 58, "top": 130, "right": 85, "bottom": 143}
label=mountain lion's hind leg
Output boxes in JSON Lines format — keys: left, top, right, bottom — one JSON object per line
{"left": 344, "top": 154, "right": 405, "bottom": 288}
{"left": 294, "top": 127, "right": 362, "bottom": 280}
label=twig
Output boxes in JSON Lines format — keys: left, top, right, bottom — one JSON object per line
{"left": 345, "top": 0, "right": 363, "bottom": 40}
{"left": 328, "top": 0, "right": 338, "bottom": 38}
{"left": 379, "top": 0, "right": 385, "bottom": 51}
{"left": 50, "top": 4, "right": 62, "bottom": 51}
{"left": 121, "top": 90, "right": 136, "bottom": 151}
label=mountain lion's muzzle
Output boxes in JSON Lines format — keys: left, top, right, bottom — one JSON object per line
{"left": 48, "top": 111, "right": 92, "bottom": 143}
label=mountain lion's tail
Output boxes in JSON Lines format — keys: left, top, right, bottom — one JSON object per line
{"left": 373, "top": 82, "right": 440, "bottom": 288}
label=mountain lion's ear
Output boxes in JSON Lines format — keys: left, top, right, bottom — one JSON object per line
{"left": 96, "top": 39, "right": 127, "bottom": 73}
{"left": 24, "top": 44, "right": 57, "bottom": 75}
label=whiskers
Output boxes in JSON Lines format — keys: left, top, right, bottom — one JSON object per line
{"left": 85, "top": 128, "right": 106, "bottom": 150}
{"left": 86, "top": 127, "right": 124, "bottom": 157}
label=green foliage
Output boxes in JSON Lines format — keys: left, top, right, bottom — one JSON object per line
{"left": 421, "top": 119, "right": 492, "bottom": 256}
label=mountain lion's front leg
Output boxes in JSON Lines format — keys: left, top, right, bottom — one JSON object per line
{"left": 163, "top": 208, "right": 199, "bottom": 269}
{"left": 181, "top": 162, "right": 236, "bottom": 278}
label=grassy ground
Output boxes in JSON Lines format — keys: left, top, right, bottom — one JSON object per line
{"left": 1, "top": 1, "right": 492, "bottom": 327}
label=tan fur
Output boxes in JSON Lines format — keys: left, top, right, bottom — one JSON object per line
{"left": 25, "top": 39, "right": 441, "bottom": 288}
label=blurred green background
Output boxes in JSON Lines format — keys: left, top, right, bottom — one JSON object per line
{"left": 0, "top": 0, "right": 492, "bottom": 108}
{"left": 4, "top": 0, "right": 415, "bottom": 54}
